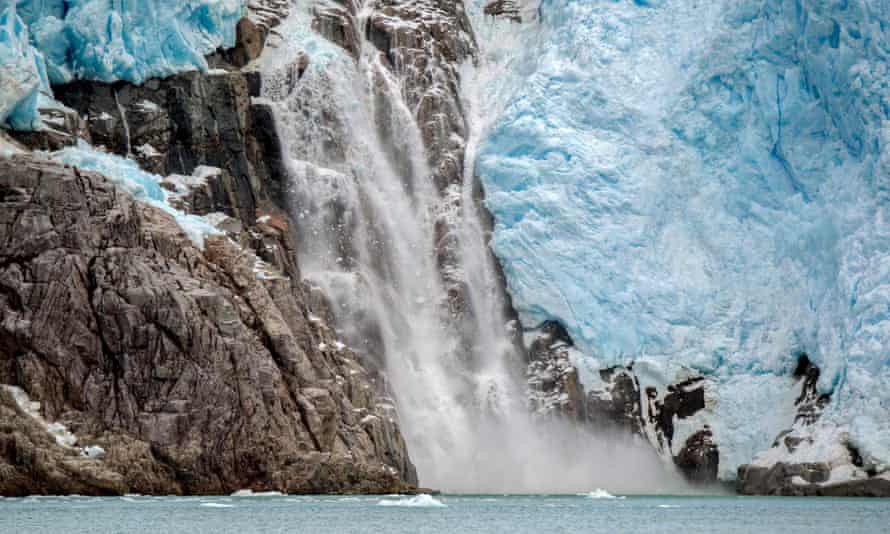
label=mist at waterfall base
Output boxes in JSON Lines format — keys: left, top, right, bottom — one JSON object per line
{"left": 253, "top": 2, "right": 693, "bottom": 494}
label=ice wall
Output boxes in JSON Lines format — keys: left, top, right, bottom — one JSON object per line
{"left": 15, "top": 0, "right": 244, "bottom": 84}
{"left": 0, "top": 7, "right": 49, "bottom": 130}
{"left": 1, "top": 0, "right": 243, "bottom": 131}
{"left": 476, "top": 0, "right": 890, "bottom": 475}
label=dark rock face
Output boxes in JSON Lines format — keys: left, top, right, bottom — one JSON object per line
{"left": 527, "top": 322, "right": 586, "bottom": 420}
{"left": 0, "top": 156, "right": 417, "bottom": 495}
{"left": 364, "top": 0, "right": 477, "bottom": 193}
{"left": 791, "top": 354, "right": 830, "bottom": 425}
{"left": 646, "top": 377, "right": 706, "bottom": 451}
{"left": 738, "top": 463, "right": 890, "bottom": 497}
{"left": 53, "top": 69, "right": 287, "bottom": 227}
{"left": 674, "top": 428, "right": 719, "bottom": 484}
{"left": 525, "top": 321, "right": 718, "bottom": 484}
{"left": 484, "top": 0, "right": 522, "bottom": 22}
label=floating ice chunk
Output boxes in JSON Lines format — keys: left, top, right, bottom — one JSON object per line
{"left": 230, "top": 490, "right": 285, "bottom": 497}
{"left": 376, "top": 495, "right": 446, "bottom": 508}
{"left": 200, "top": 502, "right": 235, "bottom": 508}
{"left": 583, "top": 489, "right": 622, "bottom": 500}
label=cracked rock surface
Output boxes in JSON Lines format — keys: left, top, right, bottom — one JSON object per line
{"left": 0, "top": 155, "right": 416, "bottom": 495}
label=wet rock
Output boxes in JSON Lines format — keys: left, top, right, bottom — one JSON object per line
{"left": 314, "top": 1, "right": 361, "bottom": 59}
{"left": 586, "top": 366, "right": 644, "bottom": 435}
{"left": 527, "top": 323, "right": 585, "bottom": 420}
{"left": 674, "top": 428, "right": 719, "bottom": 484}
{"left": 737, "top": 463, "right": 890, "bottom": 497}
{"left": 648, "top": 377, "right": 706, "bottom": 449}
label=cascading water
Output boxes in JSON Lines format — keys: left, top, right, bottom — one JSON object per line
{"left": 256, "top": 0, "right": 690, "bottom": 493}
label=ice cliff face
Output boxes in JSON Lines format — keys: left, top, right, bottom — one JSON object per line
{"left": 0, "top": 0, "right": 244, "bottom": 129}
{"left": 476, "top": 0, "right": 890, "bottom": 480}
{"left": 0, "top": 8, "right": 49, "bottom": 130}
{"left": 14, "top": 0, "right": 243, "bottom": 84}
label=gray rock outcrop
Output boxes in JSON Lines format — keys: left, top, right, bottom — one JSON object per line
{"left": 0, "top": 155, "right": 417, "bottom": 495}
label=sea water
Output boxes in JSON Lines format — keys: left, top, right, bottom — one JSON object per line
{"left": 2, "top": 495, "right": 888, "bottom": 533}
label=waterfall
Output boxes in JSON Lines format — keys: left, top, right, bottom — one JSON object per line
{"left": 256, "top": 0, "right": 689, "bottom": 493}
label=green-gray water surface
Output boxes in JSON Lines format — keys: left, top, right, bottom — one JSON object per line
{"left": 2, "top": 494, "right": 889, "bottom": 533}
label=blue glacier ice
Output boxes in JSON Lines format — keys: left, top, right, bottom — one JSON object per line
{"left": 475, "top": 0, "right": 890, "bottom": 476}
{"left": 0, "top": 7, "right": 49, "bottom": 130}
{"left": 1, "top": 0, "right": 243, "bottom": 131}
{"left": 15, "top": 0, "right": 244, "bottom": 84}
{"left": 51, "top": 142, "right": 221, "bottom": 247}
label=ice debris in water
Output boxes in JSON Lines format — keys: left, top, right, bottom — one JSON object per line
{"left": 377, "top": 495, "right": 447, "bottom": 508}
{"left": 476, "top": 0, "right": 890, "bottom": 477}
{"left": 49, "top": 142, "right": 222, "bottom": 248}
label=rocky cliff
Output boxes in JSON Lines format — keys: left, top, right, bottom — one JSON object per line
{"left": 0, "top": 1, "right": 418, "bottom": 496}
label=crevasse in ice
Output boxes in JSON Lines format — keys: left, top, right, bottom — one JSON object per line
{"left": 15, "top": 0, "right": 244, "bottom": 84}
{"left": 476, "top": 0, "right": 890, "bottom": 476}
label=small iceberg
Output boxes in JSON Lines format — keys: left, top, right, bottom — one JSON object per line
{"left": 584, "top": 489, "right": 623, "bottom": 499}
{"left": 230, "top": 490, "right": 285, "bottom": 497}
{"left": 200, "top": 502, "right": 235, "bottom": 508}
{"left": 377, "top": 495, "right": 447, "bottom": 508}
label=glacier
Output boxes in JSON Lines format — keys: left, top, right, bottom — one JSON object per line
{"left": 14, "top": 0, "right": 243, "bottom": 85}
{"left": 1, "top": 0, "right": 243, "bottom": 130}
{"left": 0, "top": 7, "right": 49, "bottom": 130}
{"left": 475, "top": 0, "right": 890, "bottom": 477}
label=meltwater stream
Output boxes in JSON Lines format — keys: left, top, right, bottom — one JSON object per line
{"left": 255, "top": 0, "right": 688, "bottom": 493}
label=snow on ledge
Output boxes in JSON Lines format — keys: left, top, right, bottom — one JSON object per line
{"left": 2, "top": 384, "right": 104, "bottom": 458}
